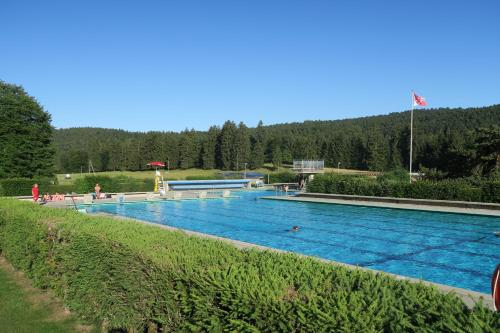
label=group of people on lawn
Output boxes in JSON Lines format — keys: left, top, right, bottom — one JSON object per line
{"left": 31, "top": 183, "right": 105, "bottom": 202}
{"left": 30, "top": 184, "right": 65, "bottom": 203}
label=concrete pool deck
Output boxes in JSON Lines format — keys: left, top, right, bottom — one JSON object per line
{"left": 19, "top": 190, "right": 241, "bottom": 209}
{"left": 95, "top": 212, "right": 495, "bottom": 311}
{"left": 262, "top": 192, "right": 500, "bottom": 217}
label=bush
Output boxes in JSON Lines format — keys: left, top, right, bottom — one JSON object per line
{"left": 308, "top": 173, "right": 500, "bottom": 203}
{"left": 0, "top": 199, "right": 498, "bottom": 332}
{"left": 267, "top": 171, "right": 297, "bottom": 184}
{"left": 47, "top": 184, "right": 76, "bottom": 194}
{"left": 74, "top": 175, "right": 154, "bottom": 193}
{"left": 0, "top": 177, "right": 56, "bottom": 196}
{"left": 185, "top": 175, "right": 219, "bottom": 180}
{"left": 377, "top": 169, "right": 410, "bottom": 183}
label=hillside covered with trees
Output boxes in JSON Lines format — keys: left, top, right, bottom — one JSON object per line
{"left": 54, "top": 104, "right": 500, "bottom": 177}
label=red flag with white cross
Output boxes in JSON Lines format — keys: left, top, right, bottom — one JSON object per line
{"left": 413, "top": 92, "right": 427, "bottom": 107}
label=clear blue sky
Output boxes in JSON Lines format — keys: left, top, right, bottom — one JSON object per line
{"left": 2, "top": 0, "right": 499, "bottom": 132}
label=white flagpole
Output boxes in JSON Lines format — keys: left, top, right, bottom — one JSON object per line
{"left": 409, "top": 91, "right": 414, "bottom": 183}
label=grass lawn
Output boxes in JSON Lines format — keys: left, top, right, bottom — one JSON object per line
{"left": 56, "top": 165, "right": 375, "bottom": 185}
{"left": 56, "top": 166, "right": 281, "bottom": 184}
{"left": 0, "top": 258, "right": 95, "bottom": 333}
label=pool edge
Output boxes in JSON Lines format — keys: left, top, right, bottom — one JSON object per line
{"left": 262, "top": 195, "right": 500, "bottom": 217}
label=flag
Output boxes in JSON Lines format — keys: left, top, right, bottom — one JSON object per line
{"left": 413, "top": 92, "right": 427, "bottom": 107}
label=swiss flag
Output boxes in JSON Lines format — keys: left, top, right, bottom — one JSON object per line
{"left": 413, "top": 92, "right": 427, "bottom": 107}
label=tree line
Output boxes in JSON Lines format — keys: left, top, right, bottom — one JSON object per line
{"left": 54, "top": 104, "right": 500, "bottom": 177}
{"left": 1, "top": 80, "right": 498, "bottom": 179}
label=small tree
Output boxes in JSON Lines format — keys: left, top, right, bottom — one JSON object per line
{"left": 0, "top": 81, "right": 54, "bottom": 178}
{"left": 473, "top": 126, "right": 500, "bottom": 176}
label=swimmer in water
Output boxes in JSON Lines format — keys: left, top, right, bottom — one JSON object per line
{"left": 290, "top": 226, "right": 300, "bottom": 232}
{"left": 495, "top": 231, "right": 500, "bottom": 238}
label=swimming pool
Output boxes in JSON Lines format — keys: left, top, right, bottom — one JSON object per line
{"left": 84, "top": 190, "right": 500, "bottom": 294}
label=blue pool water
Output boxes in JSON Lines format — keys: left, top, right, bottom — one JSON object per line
{"left": 84, "top": 190, "right": 500, "bottom": 293}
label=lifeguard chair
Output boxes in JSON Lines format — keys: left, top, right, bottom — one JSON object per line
{"left": 147, "top": 161, "right": 167, "bottom": 194}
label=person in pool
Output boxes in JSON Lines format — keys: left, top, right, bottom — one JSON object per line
{"left": 290, "top": 226, "right": 300, "bottom": 232}
{"left": 494, "top": 231, "right": 500, "bottom": 238}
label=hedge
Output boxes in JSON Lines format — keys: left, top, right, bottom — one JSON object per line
{"left": 0, "top": 177, "right": 55, "bottom": 196}
{"left": 267, "top": 171, "right": 297, "bottom": 184}
{"left": 73, "top": 175, "right": 154, "bottom": 194}
{"left": 185, "top": 174, "right": 219, "bottom": 180}
{"left": 308, "top": 174, "right": 500, "bottom": 203}
{"left": 0, "top": 199, "right": 498, "bottom": 332}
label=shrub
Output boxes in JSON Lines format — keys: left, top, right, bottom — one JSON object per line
{"left": 0, "top": 199, "right": 498, "bottom": 332}
{"left": 377, "top": 169, "right": 410, "bottom": 183}
{"left": 268, "top": 171, "right": 297, "bottom": 184}
{"left": 480, "top": 181, "right": 500, "bottom": 203}
{"left": 74, "top": 175, "right": 154, "bottom": 193}
{"left": 0, "top": 177, "right": 55, "bottom": 196}
{"left": 185, "top": 175, "right": 219, "bottom": 180}
{"left": 308, "top": 173, "right": 500, "bottom": 203}
{"left": 47, "top": 184, "right": 76, "bottom": 194}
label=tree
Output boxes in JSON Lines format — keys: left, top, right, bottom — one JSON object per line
{"left": 179, "top": 129, "right": 196, "bottom": 169}
{"left": 60, "top": 150, "right": 88, "bottom": 173}
{"left": 250, "top": 120, "right": 265, "bottom": 169}
{"left": 0, "top": 81, "right": 54, "bottom": 178}
{"left": 366, "top": 129, "right": 387, "bottom": 171}
{"left": 235, "top": 122, "right": 251, "bottom": 170}
{"left": 219, "top": 121, "right": 237, "bottom": 170}
{"left": 271, "top": 146, "right": 282, "bottom": 170}
{"left": 202, "top": 126, "right": 220, "bottom": 169}
{"left": 472, "top": 126, "right": 500, "bottom": 176}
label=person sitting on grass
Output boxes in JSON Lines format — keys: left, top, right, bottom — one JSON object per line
{"left": 52, "top": 192, "right": 64, "bottom": 201}
{"left": 42, "top": 193, "right": 52, "bottom": 202}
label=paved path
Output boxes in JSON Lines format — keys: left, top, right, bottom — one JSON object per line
{"left": 263, "top": 194, "right": 500, "bottom": 217}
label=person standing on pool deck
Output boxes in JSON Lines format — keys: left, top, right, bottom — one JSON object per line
{"left": 94, "top": 183, "right": 101, "bottom": 199}
{"left": 31, "top": 183, "right": 39, "bottom": 202}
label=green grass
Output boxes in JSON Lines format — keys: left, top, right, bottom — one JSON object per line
{"left": 56, "top": 166, "right": 374, "bottom": 185}
{"left": 56, "top": 167, "right": 280, "bottom": 184}
{"left": 0, "top": 264, "right": 92, "bottom": 333}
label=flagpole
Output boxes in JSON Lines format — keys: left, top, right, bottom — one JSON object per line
{"left": 409, "top": 91, "right": 414, "bottom": 183}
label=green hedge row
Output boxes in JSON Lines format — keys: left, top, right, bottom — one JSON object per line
{"left": 267, "top": 171, "right": 297, "bottom": 184}
{"left": 0, "top": 176, "right": 158, "bottom": 196}
{"left": 0, "top": 177, "right": 56, "bottom": 196}
{"left": 185, "top": 174, "right": 220, "bottom": 180}
{"left": 308, "top": 174, "right": 500, "bottom": 203}
{"left": 73, "top": 175, "right": 154, "bottom": 193}
{"left": 0, "top": 199, "right": 497, "bottom": 332}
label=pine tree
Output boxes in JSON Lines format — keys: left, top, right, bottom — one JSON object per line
{"left": 179, "top": 129, "right": 195, "bottom": 169}
{"left": 235, "top": 122, "right": 251, "bottom": 170}
{"left": 366, "top": 130, "right": 387, "bottom": 171}
{"left": 201, "top": 126, "right": 219, "bottom": 169}
{"left": 473, "top": 126, "right": 500, "bottom": 176}
{"left": 271, "top": 146, "right": 283, "bottom": 170}
{"left": 219, "top": 121, "right": 237, "bottom": 170}
{"left": 250, "top": 120, "right": 265, "bottom": 169}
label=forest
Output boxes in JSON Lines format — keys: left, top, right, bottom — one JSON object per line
{"left": 53, "top": 104, "right": 500, "bottom": 177}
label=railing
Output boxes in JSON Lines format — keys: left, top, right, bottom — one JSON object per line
{"left": 292, "top": 160, "right": 324, "bottom": 172}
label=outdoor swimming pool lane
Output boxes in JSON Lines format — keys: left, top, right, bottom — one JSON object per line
{"left": 84, "top": 190, "right": 500, "bottom": 294}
